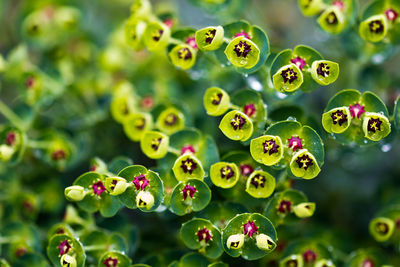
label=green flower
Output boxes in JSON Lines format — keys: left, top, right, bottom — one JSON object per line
{"left": 293, "top": 202, "right": 316, "bottom": 218}
{"left": 123, "top": 112, "right": 153, "bottom": 142}
{"left": 64, "top": 185, "right": 85, "bottom": 202}
{"left": 130, "top": 0, "right": 152, "bottom": 19}
{"left": 322, "top": 107, "right": 351, "bottom": 134}
{"left": 280, "top": 254, "right": 304, "bottom": 267}
{"left": 255, "top": 233, "right": 276, "bottom": 252}
{"left": 169, "top": 44, "right": 197, "bottom": 70}
{"left": 143, "top": 21, "right": 171, "bottom": 51}
{"left": 210, "top": 162, "right": 239, "bottom": 188}
{"left": 317, "top": 6, "right": 346, "bottom": 34}
{"left": 172, "top": 154, "right": 205, "bottom": 181}
{"left": 290, "top": 149, "right": 321, "bottom": 179}
{"left": 362, "top": 112, "right": 391, "bottom": 141}
{"left": 311, "top": 60, "right": 339, "bottom": 86}
{"left": 124, "top": 18, "right": 147, "bottom": 50}
{"left": 203, "top": 87, "right": 230, "bottom": 116}
{"left": 105, "top": 177, "right": 129, "bottom": 196}
{"left": 136, "top": 190, "right": 155, "bottom": 210}
{"left": 219, "top": 110, "right": 253, "bottom": 141}
{"left": 315, "top": 259, "right": 335, "bottom": 267}
{"left": 298, "top": 0, "right": 324, "bottom": 16}
{"left": 359, "top": 15, "right": 388, "bottom": 43}
{"left": 140, "top": 131, "right": 169, "bottom": 159}
{"left": 195, "top": 26, "right": 224, "bottom": 51}
{"left": 0, "top": 144, "right": 15, "bottom": 162}
{"left": 272, "top": 63, "right": 303, "bottom": 93}
{"left": 226, "top": 234, "right": 245, "bottom": 250}
{"left": 224, "top": 36, "right": 260, "bottom": 69}
{"left": 156, "top": 107, "right": 185, "bottom": 135}
{"left": 60, "top": 254, "right": 77, "bottom": 267}
{"left": 245, "top": 170, "right": 276, "bottom": 198}
{"left": 250, "top": 135, "right": 283, "bottom": 166}
{"left": 369, "top": 217, "right": 395, "bottom": 242}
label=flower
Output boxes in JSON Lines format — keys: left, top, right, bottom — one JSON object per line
{"left": 233, "top": 40, "right": 252, "bottom": 58}
{"left": 181, "top": 158, "right": 198, "bottom": 174}
{"left": 234, "top": 30, "right": 251, "bottom": 39}
{"left": 263, "top": 139, "right": 280, "bottom": 155}
{"left": 385, "top": 8, "right": 398, "bottom": 21}
{"left": 136, "top": 191, "right": 155, "bottom": 209}
{"left": 92, "top": 181, "right": 106, "bottom": 196}
{"left": 52, "top": 149, "right": 67, "bottom": 161}
{"left": 5, "top": 132, "right": 16, "bottom": 146}
{"left": 369, "top": 20, "right": 384, "bottom": 33}
{"left": 240, "top": 164, "right": 254, "bottom": 177}
{"left": 277, "top": 199, "right": 292, "bottom": 214}
{"left": 303, "top": 250, "right": 317, "bottom": 263}
{"left": 132, "top": 174, "right": 150, "bottom": 190}
{"left": 196, "top": 227, "right": 213, "bottom": 243}
{"left": 281, "top": 67, "right": 298, "bottom": 83}
{"left": 185, "top": 37, "right": 198, "bottom": 49}
{"left": 230, "top": 114, "right": 246, "bottom": 130}
{"left": 349, "top": 103, "right": 365, "bottom": 118}
{"left": 296, "top": 154, "right": 314, "bottom": 170}
{"left": 243, "top": 103, "right": 256, "bottom": 117}
{"left": 290, "top": 56, "right": 306, "bottom": 70}
{"left": 181, "top": 145, "right": 195, "bottom": 155}
{"left": 316, "top": 62, "right": 330, "bottom": 77}
{"left": 243, "top": 220, "right": 258, "bottom": 237}
{"left": 220, "top": 165, "right": 234, "bottom": 179}
{"left": 205, "top": 29, "right": 216, "bottom": 44}
{"left": 182, "top": 184, "right": 197, "bottom": 200}
{"left": 151, "top": 137, "right": 162, "bottom": 151}
{"left": 250, "top": 174, "right": 266, "bottom": 189}
{"left": 58, "top": 240, "right": 71, "bottom": 256}
{"left": 367, "top": 117, "right": 383, "bottom": 133}
{"left": 226, "top": 234, "right": 245, "bottom": 249}
{"left": 288, "top": 136, "right": 303, "bottom": 152}
{"left": 331, "top": 109, "right": 348, "bottom": 126}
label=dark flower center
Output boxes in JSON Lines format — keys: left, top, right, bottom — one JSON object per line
{"left": 110, "top": 179, "right": 118, "bottom": 191}
{"left": 243, "top": 220, "right": 258, "bottom": 237}
{"left": 92, "top": 181, "right": 106, "bottom": 196}
{"left": 230, "top": 114, "right": 246, "bottom": 130}
{"left": 240, "top": 164, "right": 254, "bottom": 177}
{"left": 132, "top": 174, "right": 150, "bottom": 190}
{"left": 151, "top": 138, "right": 162, "bottom": 151}
{"left": 135, "top": 118, "right": 146, "bottom": 130}
{"left": 152, "top": 29, "right": 163, "bottom": 41}
{"left": 303, "top": 249, "right": 317, "bottom": 263}
{"left": 220, "top": 166, "right": 234, "bottom": 179}
{"left": 233, "top": 41, "right": 252, "bottom": 58}
{"left": 52, "top": 149, "right": 67, "bottom": 161}
{"left": 349, "top": 103, "right": 365, "bottom": 118}
{"left": 369, "top": 20, "right": 384, "bottom": 33}
{"left": 181, "top": 158, "right": 197, "bottom": 174}
{"left": 103, "top": 256, "right": 119, "bottom": 267}
{"left": 181, "top": 145, "right": 195, "bottom": 155}
{"left": 277, "top": 199, "right": 292, "bottom": 214}
{"left": 165, "top": 113, "right": 178, "bottom": 126}
{"left": 5, "top": 132, "right": 16, "bottom": 146}
{"left": 205, "top": 29, "right": 216, "bottom": 44}
{"left": 263, "top": 139, "right": 280, "bottom": 155}
{"left": 376, "top": 222, "right": 389, "bottom": 234}
{"left": 251, "top": 174, "right": 266, "bottom": 188}
{"left": 367, "top": 118, "right": 382, "bottom": 133}
{"left": 325, "top": 11, "right": 338, "bottom": 25}
{"left": 211, "top": 93, "right": 223, "bottom": 105}
{"left": 197, "top": 227, "right": 213, "bottom": 243}
{"left": 15, "top": 246, "right": 28, "bottom": 257}
{"left": 331, "top": 110, "right": 348, "bottom": 126}
{"left": 178, "top": 48, "right": 192, "bottom": 60}
{"left": 385, "top": 8, "right": 398, "bottom": 21}
{"left": 290, "top": 56, "right": 306, "bottom": 70}
{"left": 182, "top": 184, "right": 197, "bottom": 200}
{"left": 281, "top": 68, "right": 298, "bottom": 84}
{"left": 141, "top": 96, "right": 154, "bottom": 109}
{"left": 243, "top": 103, "right": 256, "bottom": 117}
{"left": 288, "top": 136, "right": 303, "bottom": 152}
{"left": 90, "top": 164, "right": 97, "bottom": 171}
{"left": 58, "top": 240, "right": 72, "bottom": 256}
{"left": 26, "top": 76, "right": 35, "bottom": 89}
{"left": 286, "top": 259, "right": 299, "bottom": 267}
{"left": 316, "top": 63, "right": 330, "bottom": 77}
{"left": 296, "top": 154, "right": 314, "bottom": 170}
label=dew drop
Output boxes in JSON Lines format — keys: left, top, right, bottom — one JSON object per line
{"left": 287, "top": 116, "right": 297, "bottom": 121}
{"left": 247, "top": 76, "right": 263, "bottom": 91}
{"left": 381, "top": 144, "right": 391, "bottom": 152}
{"left": 378, "top": 111, "right": 384, "bottom": 115}
{"left": 276, "top": 92, "right": 287, "bottom": 99}
{"left": 363, "top": 139, "right": 368, "bottom": 144}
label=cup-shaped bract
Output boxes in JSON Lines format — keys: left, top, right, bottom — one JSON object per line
{"left": 298, "top": 0, "right": 324, "bottom": 16}
{"left": 311, "top": 60, "right": 339, "bottom": 86}
{"left": 210, "top": 162, "right": 239, "bottom": 188}
{"left": 143, "top": 21, "right": 171, "bottom": 51}
{"left": 130, "top": 0, "right": 152, "bottom": 19}
{"left": 219, "top": 110, "right": 253, "bottom": 141}
{"left": 272, "top": 63, "right": 304, "bottom": 93}
{"left": 105, "top": 177, "right": 129, "bottom": 196}
{"left": 315, "top": 259, "right": 335, "bottom": 267}
{"left": 156, "top": 107, "right": 185, "bottom": 135}
{"left": 124, "top": 18, "right": 147, "bottom": 50}
{"left": 172, "top": 154, "right": 205, "bottom": 181}
{"left": 123, "top": 112, "right": 153, "bottom": 142}
{"left": 169, "top": 44, "right": 197, "bottom": 70}
{"left": 60, "top": 254, "right": 77, "bottom": 267}
{"left": 290, "top": 149, "right": 321, "bottom": 179}
{"left": 250, "top": 135, "right": 283, "bottom": 166}
{"left": 362, "top": 112, "right": 391, "bottom": 141}
{"left": 280, "top": 254, "right": 304, "bottom": 267}
{"left": 195, "top": 26, "right": 224, "bottom": 51}
{"left": 317, "top": 6, "right": 346, "bottom": 34}
{"left": 255, "top": 233, "right": 276, "bottom": 252}
{"left": 322, "top": 107, "right": 352, "bottom": 134}
{"left": 359, "top": 14, "right": 388, "bottom": 42}
{"left": 369, "top": 217, "right": 395, "bottom": 242}
{"left": 47, "top": 234, "right": 86, "bottom": 267}
{"left": 64, "top": 185, "right": 85, "bottom": 202}
{"left": 136, "top": 190, "right": 155, "bottom": 210}
{"left": 245, "top": 170, "right": 276, "bottom": 198}
{"left": 140, "top": 131, "right": 169, "bottom": 159}
{"left": 203, "top": 87, "right": 230, "bottom": 116}
{"left": 293, "top": 202, "right": 316, "bottom": 218}
{"left": 226, "top": 234, "right": 245, "bottom": 250}
{"left": 99, "top": 251, "right": 132, "bottom": 267}
{"left": 224, "top": 36, "right": 260, "bottom": 69}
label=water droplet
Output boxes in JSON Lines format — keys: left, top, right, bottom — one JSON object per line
{"left": 363, "top": 140, "right": 368, "bottom": 144}
{"left": 381, "top": 144, "right": 391, "bottom": 152}
{"left": 247, "top": 76, "right": 263, "bottom": 91}
{"left": 276, "top": 92, "right": 287, "bottom": 99}
{"left": 243, "top": 73, "right": 248, "bottom": 78}
{"left": 287, "top": 116, "right": 297, "bottom": 121}
{"left": 378, "top": 111, "right": 384, "bottom": 115}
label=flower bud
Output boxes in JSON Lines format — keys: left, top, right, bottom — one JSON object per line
{"left": 0, "top": 144, "right": 15, "bottom": 162}
{"left": 105, "top": 177, "right": 129, "bottom": 196}
{"left": 226, "top": 234, "right": 244, "bottom": 250}
{"left": 369, "top": 217, "right": 395, "bottom": 242}
{"left": 136, "top": 191, "right": 155, "bottom": 210}
{"left": 293, "top": 202, "right": 316, "bottom": 218}
{"left": 64, "top": 186, "right": 85, "bottom": 201}
{"left": 255, "top": 233, "right": 276, "bottom": 252}
{"left": 60, "top": 254, "right": 77, "bottom": 267}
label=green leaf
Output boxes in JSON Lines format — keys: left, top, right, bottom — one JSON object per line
{"left": 170, "top": 179, "right": 211, "bottom": 215}
{"left": 221, "top": 213, "right": 277, "bottom": 260}
{"left": 180, "top": 218, "right": 223, "bottom": 259}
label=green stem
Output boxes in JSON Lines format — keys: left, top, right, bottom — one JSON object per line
{"left": 168, "top": 147, "right": 181, "bottom": 156}
{"left": 223, "top": 37, "right": 231, "bottom": 43}
{"left": 229, "top": 104, "right": 241, "bottom": 110}
{"left": 169, "top": 37, "right": 183, "bottom": 45}
{"left": 0, "top": 236, "right": 17, "bottom": 244}
{"left": 83, "top": 245, "right": 108, "bottom": 251}
{"left": 0, "top": 99, "right": 26, "bottom": 130}
{"left": 26, "top": 139, "right": 53, "bottom": 149}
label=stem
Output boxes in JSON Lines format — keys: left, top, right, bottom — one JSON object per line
{"left": 26, "top": 139, "right": 53, "bottom": 149}
{"left": 83, "top": 245, "right": 108, "bottom": 251}
{"left": 168, "top": 147, "right": 181, "bottom": 156}
{"left": 229, "top": 104, "right": 241, "bottom": 110}
{"left": 223, "top": 37, "right": 231, "bottom": 43}
{"left": 0, "top": 236, "right": 17, "bottom": 244}
{"left": 0, "top": 99, "right": 26, "bottom": 130}
{"left": 169, "top": 37, "right": 183, "bottom": 45}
